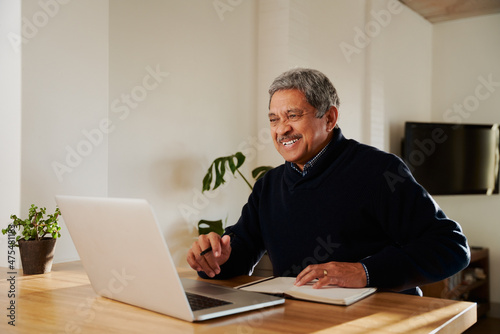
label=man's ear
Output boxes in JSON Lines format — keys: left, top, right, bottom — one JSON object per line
{"left": 325, "top": 106, "right": 338, "bottom": 131}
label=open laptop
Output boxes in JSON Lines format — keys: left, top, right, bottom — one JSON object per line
{"left": 55, "top": 195, "right": 284, "bottom": 322}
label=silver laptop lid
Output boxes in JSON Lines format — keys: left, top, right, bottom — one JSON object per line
{"left": 56, "top": 195, "right": 195, "bottom": 321}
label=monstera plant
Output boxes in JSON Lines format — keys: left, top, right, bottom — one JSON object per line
{"left": 198, "top": 152, "right": 272, "bottom": 235}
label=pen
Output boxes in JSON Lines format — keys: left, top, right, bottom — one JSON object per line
{"left": 199, "top": 232, "right": 234, "bottom": 256}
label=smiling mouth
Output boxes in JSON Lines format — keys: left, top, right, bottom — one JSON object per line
{"left": 282, "top": 139, "right": 299, "bottom": 146}
{"left": 279, "top": 136, "right": 301, "bottom": 146}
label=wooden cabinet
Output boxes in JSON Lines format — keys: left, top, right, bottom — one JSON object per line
{"left": 421, "top": 247, "right": 490, "bottom": 317}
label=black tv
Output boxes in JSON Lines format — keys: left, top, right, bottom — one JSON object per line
{"left": 402, "top": 122, "right": 500, "bottom": 195}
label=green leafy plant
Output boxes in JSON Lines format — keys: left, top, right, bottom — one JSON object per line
{"left": 197, "top": 219, "right": 226, "bottom": 236}
{"left": 199, "top": 152, "right": 273, "bottom": 235}
{"left": 202, "top": 152, "right": 272, "bottom": 192}
{"left": 2, "top": 205, "right": 62, "bottom": 246}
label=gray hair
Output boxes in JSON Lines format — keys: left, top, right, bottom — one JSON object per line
{"left": 268, "top": 68, "right": 340, "bottom": 118}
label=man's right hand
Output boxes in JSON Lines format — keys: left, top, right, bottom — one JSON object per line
{"left": 186, "top": 232, "right": 232, "bottom": 277}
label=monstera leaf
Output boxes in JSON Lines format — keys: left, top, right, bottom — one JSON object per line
{"left": 198, "top": 152, "right": 273, "bottom": 235}
{"left": 252, "top": 166, "right": 273, "bottom": 181}
{"left": 202, "top": 152, "right": 251, "bottom": 192}
{"left": 197, "top": 219, "right": 225, "bottom": 236}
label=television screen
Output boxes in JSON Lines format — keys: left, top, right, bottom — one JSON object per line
{"left": 402, "top": 122, "right": 500, "bottom": 195}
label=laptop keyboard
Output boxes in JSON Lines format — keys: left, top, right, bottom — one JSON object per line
{"left": 185, "top": 292, "right": 233, "bottom": 311}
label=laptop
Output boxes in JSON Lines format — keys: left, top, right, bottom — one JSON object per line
{"left": 55, "top": 195, "right": 284, "bottom": 322}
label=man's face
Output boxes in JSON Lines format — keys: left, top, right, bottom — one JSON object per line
{"left": 269, "top": 89, "right": 337, "bottom": 170}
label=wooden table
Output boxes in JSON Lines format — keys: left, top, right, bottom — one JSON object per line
{"left": 0, "top": 261, "right": 476, "bottom": 333}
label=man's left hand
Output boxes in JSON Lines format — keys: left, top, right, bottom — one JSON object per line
{"left": 294, "top": 262, "right": 367, "bottom": 289}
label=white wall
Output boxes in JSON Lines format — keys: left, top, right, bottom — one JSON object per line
{"left": 256, "top": 0, "right": 369, "bottom": 167}
{"left": 431, "top": 13, "right": 500, "bottom": 314}
{"left": 18, "top": 0, "right": 109, "bottom": 264}
{"left": 0, "top": 0, "right": 22, "bottom": 267}
{"left": 378, "top": 2, "right": 433, "bottom": 154}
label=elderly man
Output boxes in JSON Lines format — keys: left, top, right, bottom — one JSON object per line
{"left": 187, "top": 68, "right": 470, "bottom": 295}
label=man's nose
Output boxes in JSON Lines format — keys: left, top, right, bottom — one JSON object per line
{"left": 275, "top": 121, "right": 292, "bottom": 135}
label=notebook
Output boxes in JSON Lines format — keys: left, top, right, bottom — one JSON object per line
{"left": 55, "top": 195, "right": 284, "bottom": 322}
{"left": 236, "top": 277, "right": 376, "bottom": 306}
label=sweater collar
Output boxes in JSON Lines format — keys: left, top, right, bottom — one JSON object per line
{"left": 284, "top": 127, "right": 347, "bottom": 182}
{"left": 289, "top": 139, "right": 331, "bottom": 176}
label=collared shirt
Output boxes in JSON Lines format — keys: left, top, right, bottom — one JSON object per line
{"left": 290, "top": 141, "right": 331, "bottom": 176}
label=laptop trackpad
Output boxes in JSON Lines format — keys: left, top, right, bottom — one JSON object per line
{"left": 181, "top": 278, "right": 234, "bottom": 296}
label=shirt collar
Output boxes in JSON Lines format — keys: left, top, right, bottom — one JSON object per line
{"left": 290, "top": 140, "right": 331, "bottom": 177}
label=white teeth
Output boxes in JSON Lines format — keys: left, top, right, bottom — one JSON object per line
{"left": 283, "top": 139, "right": 298, "bottom": 146}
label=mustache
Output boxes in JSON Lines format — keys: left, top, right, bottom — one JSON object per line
{"left": 278, "top": 135, "right": 302, "bottom": 143}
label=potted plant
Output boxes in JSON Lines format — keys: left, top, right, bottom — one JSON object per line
{"left": 2, "top": 204, "right": 61, "bottom": 275}
{"left": 198, "top": 151, "right": 272, "bottom": 236}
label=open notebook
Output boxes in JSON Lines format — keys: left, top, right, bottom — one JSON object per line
{"left": 236, "top": 277, "right": 376, "bottom": 306}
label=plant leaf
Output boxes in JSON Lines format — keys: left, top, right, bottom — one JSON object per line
{"left": 234, "top": 152, "right": 245, "bottom": 170}
{"left": 227, "top": 156, "right": 237, "bottom": 174}
{"left": 8, "top": 205, "right": 61, "bottom": 242}
{"left": 213, "top": 158, "right": 224, "bottom": 189}
{"left": 219, "top": 159, "right": 226, "bottom": 183}
{"left": 197, "top": 219, "right": 225, "bottom": 236}
{"left": 202, "top": 170, "right": 212, "bottom": 192}
{"left": 252, "top": 166, "right": 273, "bottom": 181}
{"left": 202, "top": 153, "right": 248, "bottom": 192}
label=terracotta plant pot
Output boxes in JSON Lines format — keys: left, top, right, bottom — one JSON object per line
{"left": 18, "top": 238, "right": 57, "bottom": 275}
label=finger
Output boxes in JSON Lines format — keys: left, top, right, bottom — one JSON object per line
{"left": 295, "top": 264, "right": 314, "bottom": 283}
{"left": 294, "top": 268, "right": 309, "bottom": 286}
{"left": 197, "top": 233, "right": 211, "bottom": 251}
{"left": 206, "top": 232, "right": 222, "bottom": 257}
{"left": 186, "top": 248, "right": 202, "bottom": 272}
{"left": 198, "top": 256, "right": 220, "bottom": 277}
{"left": 189, "top": 240, "right": 213, "bottom": 273}
{"left": 313, "top": 275, "right": 335, "bottom": 289}
{"left": 220, "top": 234, "right": 232, "bottom": 253}
{"left": 195, "top": 236, "right": 221, "bottom": 277}
{"left": 295, "top": 266, "right": 323, "bottom": 286}
{"left": 200, "top": 234, "right": 228, "bottom": 277}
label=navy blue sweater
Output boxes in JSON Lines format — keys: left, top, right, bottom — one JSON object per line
{"left": 204, "top": 128, "right": 470, "bottom": 294}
